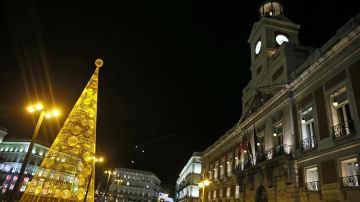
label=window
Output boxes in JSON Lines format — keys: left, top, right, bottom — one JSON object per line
{"left": 339, "top": 157, "right": 359, "bottom": 187}
{"left": 227, "top": 153, "right": 233, "bottom": 176}
{"left": 305, "top": 166, "right": 320, "bottom": 191}
{"left": 226, "top": 187, "right": 231, "bottom": 198}
{"left": 272, "top": 123, "right": 283, "bottom": 147}
{"left": 219, "top": 188, "right": 223, "bottom": 198}
{"left": 208, "top": 191, "right": 211, "bottom": 200}
{"left": 214, "top": 161, "right": 219, "bottom": 181}
{"left": 256, "top": 133, "right": 265, "bottom": 153}
{"left": 300, "top": 107, "right": 315, "bottom": 150}
{"left": 235, "top": 186, "right": 240, "bottom": 198}
{"left": 213, "top": 190, "right": 216, "bottom": 199}
{"left": 220, "top": 157, "right": 225, "bottom": 178}
{"left": 330, "top": 87, "right": 353, "bottom": 138}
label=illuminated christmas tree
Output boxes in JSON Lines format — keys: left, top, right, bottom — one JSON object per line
{"left": 20, "top": 59, "right": 103, "bottom": 201}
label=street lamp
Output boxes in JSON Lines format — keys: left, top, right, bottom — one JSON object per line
{"left": 84, "top": 156, "right": 104, "bottom": 202}
{"left": 199, "top": 179, "right": 211, "bottom": 202}
{"left": 8, "top": 103, "right": 60, "bottom": 201}
{"left": 104, "top": 170, "right": 117, "bottom": 194}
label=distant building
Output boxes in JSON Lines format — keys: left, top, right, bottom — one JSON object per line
{"left": 108, "top": 167, "right": 162, "bottom": 202}
{"left": 0, "top": 127, "right": 49, "bottom": 194}
{"left": 175, "top": 152, "right": 202, "bottom": 202}
{"left": 158, "top": 192, "right": 174, "bottom": 202}
{"left": 201, "top": 1, "right": 360, "bottom": 202}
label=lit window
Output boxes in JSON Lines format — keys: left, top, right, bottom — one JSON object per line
{"left": 235, "top": 186, "right": 240, "bottom": 198}
{"left": 305, "top": 166, "right": 319, "bottom": 191}
{"left": 219, "top": 188, "right": 223, "bottom": 198}
{"left": 20, "top": 185, "right": 26, "bottom": 192}
{"left": 214, "top": 161, "right": 219, "bottom": 181}
{"left": 227, "top": 154, "right": 233, "bottom": 176}
{"left": 339, "top": 157, "right": 359, "bottom": 187}
{"left": 213, "top": 190, "right": 216, "bottom": 199}
{"left": 226, "top": 187, "right": 230, "bottom": 198}
{"left": 300, "top": 107, "right": 315, "bottom": 151}
{"left": 126, "top": 181, "right": 130, "bottom": 186}
{"left": 220, "top": 157, "right": 225, "bottom": 178}
{"left": 330, "top": 87, "right": 353, "bottom": 138}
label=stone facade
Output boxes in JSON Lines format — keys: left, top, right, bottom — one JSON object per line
{"left": 201, "top": 1, "right": 360, "bottom": 202}
{"left": 176, "top": 152, "right": 202, "bottom": 202}
{"left": 108, "top": 167, "right": 161, "bottom": 202}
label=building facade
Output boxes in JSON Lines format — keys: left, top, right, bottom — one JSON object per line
{"left": 201, "top": 1, "right": 360, "bottom": 202}
{"left": 0, "top": 128, "right": 49, "bottom": 194}
{"left": 176, "top": 152, "right": 202, "bottom": 202}
{"left": 108, "top": 167, "right": 162, "bottom": 202}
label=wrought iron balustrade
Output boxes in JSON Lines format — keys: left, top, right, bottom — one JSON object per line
{"left": 340, "top": 175, "right": 360, "bottom": 188}
{"left": 265, "top": 144, "right": 292, "bottom": 159}
{"left": 305, "top": 181, "right": 320, "bottom": 192}
{"left": 256, "top": 152, "right": 267, "bottom": 163}
{"left": 235, "top": 144, "right": 292, "bottom": 172}
{"left": 301, "top": 137, "right": 316, "bottom": 151}
{"left": 332, "top": 120, "right": 353, "bottom": 139}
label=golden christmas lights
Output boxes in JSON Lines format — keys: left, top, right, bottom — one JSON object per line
{"left": 20, "top": 60, "right": 103, "bottom": 201}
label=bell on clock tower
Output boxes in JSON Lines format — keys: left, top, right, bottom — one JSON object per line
{"left": 259, "top": 0, "right": 283, "bottom": 18}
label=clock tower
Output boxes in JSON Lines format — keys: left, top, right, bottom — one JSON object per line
{"left": 242, "top": 0, "right": 313, "bottom": 114}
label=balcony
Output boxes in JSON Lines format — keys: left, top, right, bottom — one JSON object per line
{"left": 234, "top": 144, "right": 292, "bottom": 172}
{"left": 300, "top": 137, "right": 317, "bottom": 151}
{"left": 305, "top": 181, "right": 320, "bottom": 192}
{"left": 340, "top": 175, "right": 360, "bottom": 188}
{"left": 332, "top": 120, "right": 353, "bottom": 139}
{"left": 265, "top": 144, "right": 292, "bottom": 159}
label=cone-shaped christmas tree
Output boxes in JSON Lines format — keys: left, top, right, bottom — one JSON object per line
{"left": 20, "top": 59, "right": 103, "bottom": 202}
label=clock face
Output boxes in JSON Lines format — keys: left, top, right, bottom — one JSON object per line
{"left": 275, "top": 34, "right": 289, "bottom": 45}
{"left": 255, "top": 40, "right": 262, "bottom": 55}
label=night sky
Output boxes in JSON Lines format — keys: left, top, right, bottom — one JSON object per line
{"left": 0, "top": 0, "right": 359, "bottom": 191}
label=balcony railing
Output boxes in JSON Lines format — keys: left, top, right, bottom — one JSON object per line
{"left": 234, "top": 144, "right": 292, "bottom": 172}
{"left": 305, "top": 181, "right": 320, "bottom": 192}
{"left": 265, "top": 144, "right": 292, "bottom": 159}
{"left": 301, "top": 137, "right": 316, "bottom": 151}
{"left": 340, "top": 175, "right": 360, "bottom": 188}
{"left": 332, "top": 120, "right": 353, "bottom": 139}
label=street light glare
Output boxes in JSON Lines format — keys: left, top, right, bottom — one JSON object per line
{"left": 52, "top": 109, "right": 60, "bottom": 117}
{"left": 27, "top": 106, "right": 35, "bottom": 113}
{"left": 198, "top": 182, "right": 204, "bottom": 188}
{"left": 45, "top": 112, "right": 53, "bottom": 119}
{"left": 35, "top": 103, "right": 44, "bottom": 110}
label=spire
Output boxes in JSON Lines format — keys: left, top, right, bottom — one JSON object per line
{"left": 20, "top": 59, "right": 103, "bottom": 201}
{"left": 259, "top": 0, "right": 284, "bottom": 18}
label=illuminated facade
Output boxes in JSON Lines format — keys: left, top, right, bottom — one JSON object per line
{"left": 20, "top": 60, "right": 103, "bottom": 201}
{"left": 0, "top": 138, "right": 49, "bottom": 194}
{"left": 108, "top": 167, "right": 161, "bottom": 202}
{"left": 201, "top": 1, "right": 360, "bottom": 202}
{"left": 176, "top": 152, "right": 202, "bottom": 202}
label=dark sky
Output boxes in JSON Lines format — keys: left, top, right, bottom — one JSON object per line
{"left": 0, "top": 0, "right": 359, "bottom": 190}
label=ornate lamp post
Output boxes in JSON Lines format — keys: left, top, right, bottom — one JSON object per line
{"left": 84, "top": 156, "right": 104, "bottom": 202}
{"left": 9, "top": 103, "right": 60, "bottom": 201}
{"left": 104, "top": 170, "right": 117, "bottom": 194}
{"left": 199, "top": 179, "right": 211, "bottom": 202}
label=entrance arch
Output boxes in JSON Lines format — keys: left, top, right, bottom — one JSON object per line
{"left": 255, "top": 185, "right": 268, "bottom": 202}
